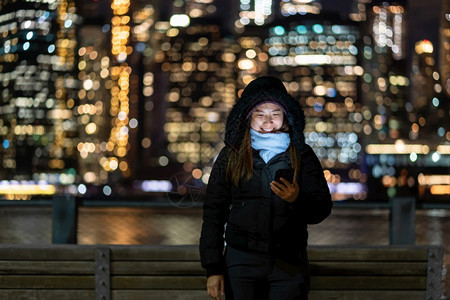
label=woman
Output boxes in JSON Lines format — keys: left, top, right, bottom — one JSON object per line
{"left": 199, "top": 76, "right": 332, "bottom": 300}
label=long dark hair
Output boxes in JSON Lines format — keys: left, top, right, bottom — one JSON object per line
{"left": 226, "top": 116, "right": 301, "bottom": 186}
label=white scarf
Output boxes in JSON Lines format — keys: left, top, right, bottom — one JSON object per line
{"left": 250, "top": 129, "right": 290, "bottom": 163}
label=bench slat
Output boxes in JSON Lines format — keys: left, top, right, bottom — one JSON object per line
{"left": 0, "top": 275, "right": 94, "bottom": 289}
{"left": 111, "top": 276, "right": 206, "bottom": 289}
{"left": 309, "top": 261, "right": 427, "bottom": 276}
{"left": 309, "top": 290, "right": 426, "bottom": 300}
{"left": 0, "top": 289, "right": 425, "bottom": 300}
{"left": 0, "top": 261, "right": 95, "bottom": 275}
{"left": 0, "top": 245, "right": 431, "bottom": 261}
{"left": 107, "top": 261, "right": 427, "bottom": 276}
{"left": 0, "top": 289, "right": 94, "bottom": 300}
{"left": 107, "top": 245, "right": 430, "bottom": 261}
{"left": 108, "top": 275, "right": 427, "bottom": 290}
{"left": 112, "top": 290, "right": 425, "bottom": 300}
{"left": 310, "top": 276, "right": 427, "bottom": 290}
{"left": 112, "top": 261, "right": 205, "bottom": 275}
{"left": 0, "top": 245, "right": 95, "bottom": 261}
{"left": 110, "top": 245, "right": 200, "bottom": 261}
{"left": 112, "top": 290, "right": 210, "bottom": 300}
{"left": 308, "top": 247, "right": 429, "bottom": 261}
{"left": 0, "top": 260, "right": 428, "bottom": 277}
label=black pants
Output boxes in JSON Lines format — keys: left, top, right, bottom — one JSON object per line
{"left": 224, "top": 246, "right": 309, "bottom": 300}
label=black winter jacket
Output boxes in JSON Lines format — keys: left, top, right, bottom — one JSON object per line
{"left": 199, "top": 76, "right": 333, "bottom": 277}
{"left": 200, "top": 144, "right": 332, "bottom": 276}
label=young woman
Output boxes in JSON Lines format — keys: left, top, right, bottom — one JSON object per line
{"left": 200, "top": 76, "right": 332, "bottom": 300}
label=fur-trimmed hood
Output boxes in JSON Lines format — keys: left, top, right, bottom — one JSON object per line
{"left": 224, "top": 76, "right": 306, "bottom": 152}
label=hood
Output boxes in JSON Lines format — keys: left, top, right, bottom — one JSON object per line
{"left": 224, "top": 76, "right": 306, "bottom": 152}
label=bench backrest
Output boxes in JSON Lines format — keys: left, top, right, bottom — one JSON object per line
{"left": 0, "top": 244, "right": 443, "bottom": 300}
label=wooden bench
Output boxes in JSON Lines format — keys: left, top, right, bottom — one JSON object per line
{"left": 0, "top": 244, "right": 443, "bottom": 300}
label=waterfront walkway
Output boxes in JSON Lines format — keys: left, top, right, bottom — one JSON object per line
{"left": 0, "top": 205, "right": 448, "bottom": 298}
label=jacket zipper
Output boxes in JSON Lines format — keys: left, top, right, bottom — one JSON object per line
{"left": 263, "top": 167, "right": 272, "bottom": 247}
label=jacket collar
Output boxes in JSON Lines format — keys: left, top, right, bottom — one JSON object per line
{"left": 252, "top": 149, "right": 290, "bottom": 168}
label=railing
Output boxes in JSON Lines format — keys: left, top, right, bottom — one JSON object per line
{"left": 0, "top": 195, "right": 449, "bottom": 245}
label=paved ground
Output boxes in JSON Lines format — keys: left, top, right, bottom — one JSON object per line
{"left": 0, "top": 205, "right": 448, "bottom": 298}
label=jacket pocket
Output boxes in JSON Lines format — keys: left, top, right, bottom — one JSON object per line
{"left": 225, "top": 225, "right": 248, "bottom": 251}
{"left": 227, "top": 198, "right": 262, "bottom": 231}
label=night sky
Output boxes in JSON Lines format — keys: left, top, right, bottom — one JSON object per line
{"left": 218, "top": 0, "right": 445, "bottom": 61}
{"left": 321, "top": 0, "right": 444, "bottom": 62}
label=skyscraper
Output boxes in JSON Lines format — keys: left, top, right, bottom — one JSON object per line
{"left": 263, "top": 1, "right": 365, "bottom": 200}
{"left": 354, "top": 0, "right": 449, "bottom": 201}
{"left": 350, "top": 0, "right": 416, "bottom": 200}
{"left": 409, "top": 40, "right": 450, "bottom": 202}
{"left": 236, "top": 0, "right": 274, "bottom": 28}
{"left": 75, "top": 0, "right": 118, "bottom": 186}
{"left": 153, "top": 0, "right": 238, "bottom": 183}
{"left": 438, "top": 0, "right": 450, "bottom": 145}
{"left": 411, "top": 40, "right": 447, "bottom": 141}
{"left": 0, "top": 0, "right": 79, "bottom": 196}
{"left": 361, "top": 1, "right": 409, "bottom": 143}
{"left": 279, "top": 0, "right": 322, "bottom": 16}
{"left": 440, "top": 0, "right": 450, "bottom": 98}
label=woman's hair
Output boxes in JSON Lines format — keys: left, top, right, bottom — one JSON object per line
{"left": 226, "top": 115, "right": 301, "bottom": 186}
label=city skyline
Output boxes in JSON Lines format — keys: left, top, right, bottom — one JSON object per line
{"left": 0, "top": 0, "right": 448, "bottom": 201}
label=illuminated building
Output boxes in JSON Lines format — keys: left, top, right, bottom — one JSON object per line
{"left": 129, "top": 4, "right": 158, "bottom": 182}
{"left": 439, "top": 0, "right": 450, "bottom": 143}
{"left": 411, "top": 40, "right": 448, "bottom": 141}
{"left": 236, "top": 36, "right": 270, "bottom": 90}
{"left": 280, "top": 0, "right": 322, "bottom": 17}
{"left": 152, "top": 1, "right": 238, "bottom": 183}
{"left": 234, "top": 1, "right": 273, "bottom": 90}
{"left": 0, "top": 0, "right": 79, "bottom": 197}
{"left": 234, "top": 1, "right": 323, "bottom": 85}
{"left": 360, "top": 1, "right": 410, "bottom": 143}
{"left": 75, "top": 0, "right": 137, "bottom": 189}
{"left": 349, "top": 0, "right": 369, "bottom": 22}
{"left": 104, "top": 0, "right": 133, "bottom": 180}
{"left": 75, "top": 1, "right": 114, "bottom": 185}
{"left": 440, "top": 0, "right": 450, "bottom": 97}
{"left": 350, "top": 1, "right": 408, "bottom": 200}
{"left": 182, "top": 0, "right": 217, "bottom": 18}
{"left": 262, "top": 6, "right": 365, "bottom": 200}
{"left": 371, "top": 1, "right": 406, "bottom": 60}
{"left": 236, "top": 0, "right": 274, "bottom": 28}
{"left": 354, "top": 1, "right": 450, "bottom": 201}
{"left": 408, "top": 40, "right": 450, "bottom": 201}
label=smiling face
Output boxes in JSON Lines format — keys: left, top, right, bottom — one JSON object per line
{"left": 250, "top": 102, "right": 285, "bottom": 134}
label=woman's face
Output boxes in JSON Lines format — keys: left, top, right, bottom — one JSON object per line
{"left": 250, "top": 102, "right": 284, "bottom": 134}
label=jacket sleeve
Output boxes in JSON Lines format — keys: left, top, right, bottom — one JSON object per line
{"left": 199, "top": 147, "right": 231, "bottom": 277}
{"left": 291, "top": 145, "right": 332, "bottom": 224}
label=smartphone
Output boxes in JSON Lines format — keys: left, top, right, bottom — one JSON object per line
{"left": 274, "top": 168, "right": 295, "bottom": 184}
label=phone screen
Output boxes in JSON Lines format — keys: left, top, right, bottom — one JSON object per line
{"left": 274, "top": 168, "right": 295, "bottom": 184}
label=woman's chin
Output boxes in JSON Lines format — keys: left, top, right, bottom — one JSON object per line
{"left": 258, "top": 129, "right": 278, "bottom": 134}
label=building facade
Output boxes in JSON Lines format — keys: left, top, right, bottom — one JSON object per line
{"left": 0, "top": 0, "right": 79, "bottom": 197}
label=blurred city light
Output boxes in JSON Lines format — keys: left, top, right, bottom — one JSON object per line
{"left": 0, "top": 0, "right": 448, "bottom": 202}
{"left": 0, "top": 181, "right": 56, "bottom": 199}
{"left": 366, "top": 142, "right": 430, "bottom": 154}
{"left": 140, "top": 180, "right": 173, "bottom": 192}
{"left": 170, "top": 14, "right": 190, "bottom": 27}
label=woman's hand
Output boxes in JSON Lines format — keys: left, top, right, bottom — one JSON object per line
{"left": 271, "top": 175, "right": 299, "bottom": 203}
{"left": 207, "top": 274, "right": 224, "bottom": 300}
